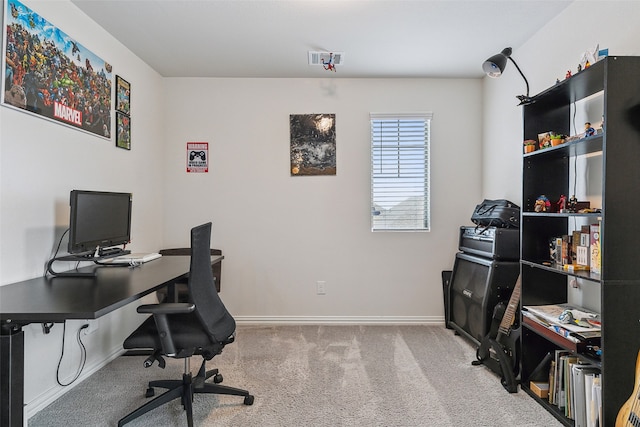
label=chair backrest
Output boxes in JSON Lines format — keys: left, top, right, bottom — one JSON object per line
{"left": 188, "top": 223, "right": 236, "bottom": 344}
{"left": 159, "top": 247, "right": 222, "bottom": 292}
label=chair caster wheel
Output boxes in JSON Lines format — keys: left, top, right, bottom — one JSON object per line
{"left": 145, "top": 388, "right": 155, "bottom": 398}
{"left": 244, "top": 395, "right": 254, "bottom": 405}
{"left": 213, "top": 373, "right": 223, "bottom": 383}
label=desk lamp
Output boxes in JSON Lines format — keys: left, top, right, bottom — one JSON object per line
{"left": 483, "top": 47, "right": 533, "bottom": 105}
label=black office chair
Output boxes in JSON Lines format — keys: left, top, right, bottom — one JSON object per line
{"left": 118, "top": 223, "right": 253, "bottom": 427}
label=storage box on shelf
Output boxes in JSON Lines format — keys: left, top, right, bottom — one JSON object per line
{"left": 520, "top": 56, "right": 640, "bottom": 427}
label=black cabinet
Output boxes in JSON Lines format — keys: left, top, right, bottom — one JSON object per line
{"left": 520, "top": 56, "right": 640, "bottom": 426}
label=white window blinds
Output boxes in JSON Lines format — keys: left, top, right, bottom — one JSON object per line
{"left": 370, "top": 113, "right": 432, "bottom": 231}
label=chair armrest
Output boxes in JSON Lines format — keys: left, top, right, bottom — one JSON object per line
{"left": 137, "top": 303, "right": 195, "bottom": 356}
{"left": 137, "top": 303, "right": 195, "bottom": 315}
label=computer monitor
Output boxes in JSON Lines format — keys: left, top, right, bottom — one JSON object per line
{"left": 68, "top": 190, "right": 132, "bottom": 256}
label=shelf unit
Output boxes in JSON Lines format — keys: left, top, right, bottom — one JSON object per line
{"left": 520, "top": 56, "right": 640, "bottom": 426}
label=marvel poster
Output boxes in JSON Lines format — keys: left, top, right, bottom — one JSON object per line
{"left": 2, "top": 0, "right": 113, "bottom": 138}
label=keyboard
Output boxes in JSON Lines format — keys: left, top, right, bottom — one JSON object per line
{"left": 104, "top": 253, "right": 162, "bottom": 265}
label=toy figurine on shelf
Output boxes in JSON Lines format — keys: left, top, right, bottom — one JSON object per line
{"left": 557, "top": 195, "right": 567, "bottom": 212}
{"left": 580, "top": 44, "right": 599, "bottom": 70}
{"left": 534, "top": 195, "right": 551, "bottom": 212}
{"left": 568, "top": 195, "right": 578, "bottom": 212}
{"left": 584, "top": 122, "right": 595, "bottom": 137}
{"left": 566, "top": 70, "right": 572, "bottom": 79}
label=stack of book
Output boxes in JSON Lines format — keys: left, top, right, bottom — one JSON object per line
{"left": 547, "top": 350, "right": 601, "bottom": 427}
{"left": 549, "top": 223, "right": 600, "bottom": 274}
{"left": 523, "top": 304, "right": 602, "bottom": 427}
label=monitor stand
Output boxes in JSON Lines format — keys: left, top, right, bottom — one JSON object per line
{"left": 46, "top": 249, "right": 131, "bottom": 278}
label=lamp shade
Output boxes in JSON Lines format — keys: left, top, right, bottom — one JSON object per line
{"left": 483, "top": 47, "right": 512, "bottom": 78}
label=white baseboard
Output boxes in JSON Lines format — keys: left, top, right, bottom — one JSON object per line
{"left": 235, "top": 315, "right": 445, "bottom": 325}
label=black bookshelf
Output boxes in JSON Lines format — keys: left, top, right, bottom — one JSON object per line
{"left": 520, "top": 56, "right": 640, "bottom": 426}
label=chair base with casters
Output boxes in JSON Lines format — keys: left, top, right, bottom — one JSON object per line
{"left": 118, "top": 357, "right": 253, "bottom": 427}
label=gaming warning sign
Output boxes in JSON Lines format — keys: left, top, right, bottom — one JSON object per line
{"left": 187, "top": 142, "right": 208, "bottom": 173}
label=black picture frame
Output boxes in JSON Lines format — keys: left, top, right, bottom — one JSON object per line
{"left": 116, "top": 112, "right": 131, "bottom": 150}
{"left": 115, "top": 75, "right": 130, "bottom": 115}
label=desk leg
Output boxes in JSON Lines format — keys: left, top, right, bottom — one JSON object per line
{"left": 1, "top": 327, "right": 24, "bottom": 427}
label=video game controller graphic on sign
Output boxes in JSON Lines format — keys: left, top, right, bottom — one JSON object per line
{"left": 190, "top": 151, "right": 206, "bottom": 161}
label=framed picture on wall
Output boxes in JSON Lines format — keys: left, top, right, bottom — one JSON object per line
{"left": 116, "top": 112, "right": 131, "bottom": 150}
{"left": 115, "top": 75, "right": 130, "bottom": 115}
{"left": 289, "top": 114, "right": 336, "bottom": 176}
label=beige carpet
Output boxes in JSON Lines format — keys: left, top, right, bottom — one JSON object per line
{"left": 29, "top": 325, "right": 562, "bottom": 427}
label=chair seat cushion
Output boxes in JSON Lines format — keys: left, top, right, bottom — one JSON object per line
{"left": 123, "top": 313, "right": 230, "bottom": 359}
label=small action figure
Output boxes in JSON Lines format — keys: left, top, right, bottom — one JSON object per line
{"left": 568, "top": 195, "right": 578, "bottom": 212}
{"left": 584, "top": 122, "right": 595, "bottom": 137}
{"left": 557, "top": 195, "right": 567, "bottom": 212}
{"left": 566, "top": 70, "right": 572, "bottom": 79}
{"left": 535, "top": 195, "right": 551, "bottom": 212}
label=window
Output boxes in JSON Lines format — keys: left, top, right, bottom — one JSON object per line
{"left": 370, "top": 113, "right": 431, "bottom": 231}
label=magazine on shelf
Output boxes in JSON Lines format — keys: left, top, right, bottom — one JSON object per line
{"left": 522, "top": 303, "right": 601, "bottom": 342}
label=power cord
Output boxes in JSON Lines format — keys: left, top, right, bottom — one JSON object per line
{"left": 44, "top": 228, "right": 70, "bottom": 277}
{"left": 56, "top": 321, "right": 88, "bottom": 386}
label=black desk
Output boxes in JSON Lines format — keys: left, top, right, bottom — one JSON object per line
{"left": 0, "top": 255, "right": 223, "bottom": 427}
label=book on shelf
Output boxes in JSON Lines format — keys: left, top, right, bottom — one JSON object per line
{"left": 548, "top": 224, "right": 601, "bottom": 271}
{"left": 590, "top": 223, "right": 601, "bottom": 274}
{"left": 551, "top": 350, "right": 571, "bottom": 405}
{"left": 571, "top": 363, "right": 600, "bottom": 427}
{"left": 546, "top": 353, "right": 601, "bottom": 424}
{"left": 572, "top": 231, "right": 581, "bottom": 265}
{"left": 585, "top": 372, "right": 602, "bottom": 427}
{"left": 562, "top": 234, "right": 573, "bottom": 265}
{"left": 559, "top": 354, "right": 578, "bottom": 414}
{"left": 548, "top": 360, "right": 556, "bottom": 404}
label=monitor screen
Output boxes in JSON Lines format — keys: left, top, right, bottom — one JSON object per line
{"left": 68, "top": 190, "right": 132, "bottom": 255}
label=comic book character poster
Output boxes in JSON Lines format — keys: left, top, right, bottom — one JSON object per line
{"left": 2, "top": 0, "right": 113, "bottom": 138}
{"left": 290, "top": 114, "right": 336, "bottom": 176}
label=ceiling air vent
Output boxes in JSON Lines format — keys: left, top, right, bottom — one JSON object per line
{"left": 308, "top": 51, "right": 344, "bottom": 66}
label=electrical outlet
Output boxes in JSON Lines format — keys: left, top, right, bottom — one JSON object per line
{"left": 81, "top": 319, "right": 99, "bottom": 335}
{"left": 316, "top": 281, "right": 326, "bottom": 295}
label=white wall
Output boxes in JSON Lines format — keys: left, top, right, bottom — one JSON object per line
{"left": 0, "top": 0, "right": 165, "bottom": 418}
{"left": 482, "top": 0, "right": 640, "bottom": 202}
{"left": 162, "top": 78, "right": 483, "bottom": 321}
